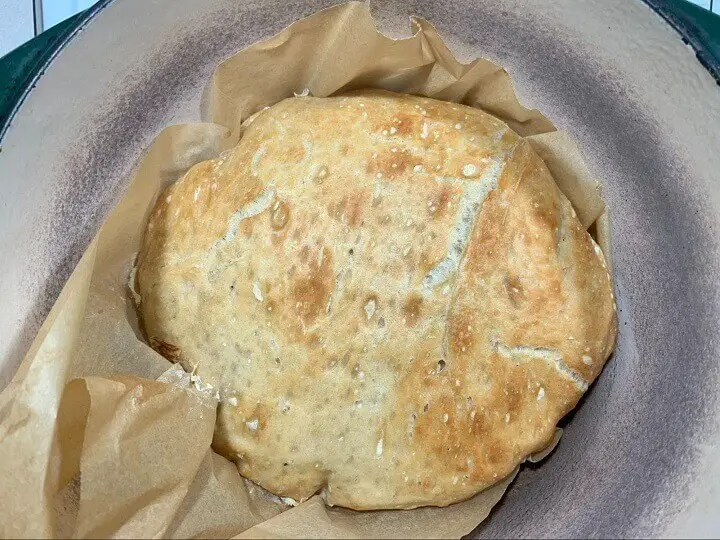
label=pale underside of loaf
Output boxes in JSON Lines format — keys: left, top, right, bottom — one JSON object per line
{"left": 136, "top": 90, "right": 617, "bottom": 510}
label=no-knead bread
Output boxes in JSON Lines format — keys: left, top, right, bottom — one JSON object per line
{"left": 137, "top": 90, "right": 617, "bottom": 510}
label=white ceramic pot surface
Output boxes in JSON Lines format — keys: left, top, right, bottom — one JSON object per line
{"left": 0, "top": 0, "right": 718, "bottom": 537}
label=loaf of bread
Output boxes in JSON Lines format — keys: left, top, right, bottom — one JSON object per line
{"left": 136, "top": 90, "right": 616, "bottom": 510}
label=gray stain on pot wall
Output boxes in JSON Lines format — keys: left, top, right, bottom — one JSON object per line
{"left": 12, "top": 0, "right": 720, "bottom": 537}
{"left": 406, "top": 3, "right": 719, "bottom": 538}
{"left": 8, "top": 0, "right": 340, "bottom": 382}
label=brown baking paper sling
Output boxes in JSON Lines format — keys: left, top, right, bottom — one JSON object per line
{"left": 0, "top": 2, "right": 610, "bottom": 538}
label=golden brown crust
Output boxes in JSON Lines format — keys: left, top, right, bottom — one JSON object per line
{"left": 136, "top": 90, "right": 617, "bottom": 510}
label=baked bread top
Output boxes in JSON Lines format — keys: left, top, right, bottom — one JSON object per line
{"left": 136, "top": 90, "right": 617, "bottom": 510}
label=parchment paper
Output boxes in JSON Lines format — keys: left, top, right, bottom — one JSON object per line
{"left": 0, "top": 2, "right": 608, "bottom": 538}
